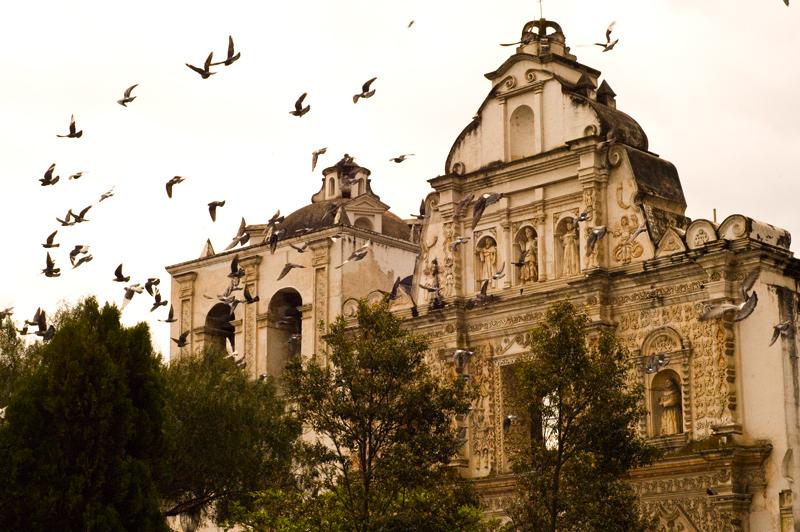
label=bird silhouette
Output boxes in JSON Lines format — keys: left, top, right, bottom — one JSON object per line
{"left": 42, "top": 231, "right": 59, "bottom": 249}
{"left": 337, "top": 241, "right": 371, "bottom": 268}
{"left": 290, "top": 93, "right": 310, "bottom": 117}
{"left": 39, "top": 163, "right": 60, "bottom": 186}
{"left": 159, "top": 305, "right": 178, "bottom": 323}
{"left": 117, "top": 84, "right": 138, "bottom": 106}
{"left": 56, "top": 114, "right": 83, "bottom": 138}
{"left": 113, "top": 264, "right": 130, "bottom": 282}
{"left": 99, "top": 188, "right": 115, "bottom": 202}
{"left": 208, "top": 200, "right": 225, "bottom": 222}
{"left": 172, "top": 330, "right": 190, "bottom": 348}
{"left": 42, "top": 253, "right": 61, "bottom": 277}
{"left": 389, "top": 153, "right": 414, "bottom": 163}
{"left": 471, "top": 192, "right": 502, "bottom": 230}
{"left": 277, "top": 262, "right": 305, "bottom": 281}
{"left": 595, "top": 21, "right": 619, "bottom": 52}
{"left": 311, "top": 147, "right": 327, "bottom": 171}
{"left": 186, "top": 52, "right": 216, "bottom": 79}
{"left": 166, "top": 176, "right": 185, "bottom": 198}
{"left": 210, "top": 35, "right": 241, "bottom": 66}
{"left": 353, "top": 77, "right": 377, "bottom": 103}
{"left": 770, "top": 321, "right": 793, "bottom": 346}
{"left": 586, "top": 226, "right": 608, "bottom": 256}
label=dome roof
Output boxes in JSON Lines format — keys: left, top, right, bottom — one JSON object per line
{"left": 277, "top": 199, "right": 411, "bottom": 241}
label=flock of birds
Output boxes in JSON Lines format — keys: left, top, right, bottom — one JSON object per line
{"left": 4, "top": 9, "right": 795, "bottom": 365}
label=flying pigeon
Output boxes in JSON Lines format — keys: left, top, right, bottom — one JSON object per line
{"left": 595, "top": 21, "right": 619, "bottom": 52}
{"left": 353, "top": 77, "right": 377, "bottom": 103}
{"left": 42, "top": 231, "right": 59, "bottom": 249}
{"left": 145, "top": 277, "right": 161, "bottom": 296}
{"left": 586, "top": 226, "right": 608, "bottom": 256}
{"left": 770, "top": 321, "right": 793, "bottom": 346}
{"left": 40, "top": 163, "right": 60, "bottom": 186}
{"left": 312, "top": 147, "right": 327, "bottom": 171}
{"left": 208, "top": 200, "right": 225, "bottom": 222}
{"left": 72, "top": 254, "right": 93, "bottom": 269}
{"left": 471, "top": 192, "right": 502, "bottom": 230}
{"left": 113, "top": 264, "right": 129, "bottom": 282}
{"left": 210, "top": 35, "right": 241, "bottom": 66}
{"left": 389, "top": 153, "right": 414, "bottom": 163}
{"left": 277, "top": 262, "right": 305, "bottom": 281}
{"left": 121, "top": 283, "right": 144, "bottom": 310}
{"left": 454, "top": 193, "right": 474, "bottom": 219}
{"left": 99, "top": 188, "right": 115, "bottom": 202}
{"left": 229, "top": 256, "right": 245, "bottom": 279}
{"left": 166, "top": 176, "right": 185, "bottom": 198}
{"left": 186, "top": 52, "right": 216, "bottom": 79}
{"left": 69, "top": 245, "right": 90, "bottom": 266}
{"left": 72, "top": 205, "right": 91, "bottom": 223}
{"left": 56, "top": 114, "right": 83, "bottom": 138}
{"left": 336, "top": 241, "right": 371, "bottom": 269}
{"left": 225, "top": 218, "right": 249, "bottom": 251}
{"left": 42, "top": 253, "right": 61, "bottom": 277}
{"left": 68, "top": 171, "right": 84, "bottom": 180}
{"left": 172, "top": 331, "right": 190, "bottom": 348}
{"left": 159, "top": 305, "right": 178, "bottom": 323}
{"left": 117, "top": 84, "right": 138, "bottom": 106}
{"left": 150, "top": 290, "right": 168, "bottom": 312}
{"left": 290, "top": 93, "right": 310, "bottom": 117}
{"left": 56, "top": 209, "right": 75, "bottom": 226}
{"left": 242, "top": 286, "right": 259, "bottom": 304}
{"left": 450, "top": 236, "right": 470, "bottom": 251}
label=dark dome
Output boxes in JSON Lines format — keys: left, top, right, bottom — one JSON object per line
{"left": 279, "top": 199, "right": 411, "bottom": 241}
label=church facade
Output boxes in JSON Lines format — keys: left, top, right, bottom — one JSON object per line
{"left": 167, "top": 19, "right": 800, "bottom": 531}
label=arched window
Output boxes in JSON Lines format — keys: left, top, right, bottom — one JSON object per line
{"left": 354, "top": 217, "right": 374, "bottom": 231}
{"left": 267, "top": 289, "right": 303, "bottom": 378}
{"left": 328, "top": 178, "right": 335, "bottom": 198}
{"left": 205, "top": 303, "right": 235, "bottom": 353}
{"left": 509, "top": 105, "right": 535, "bottom": 160}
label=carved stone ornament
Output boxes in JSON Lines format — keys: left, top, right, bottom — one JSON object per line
{"left": 502, "top": 75, "right": 517, "bottom": 90}
{"left": 524, "top": 69, "right": 537, "bottom": 83}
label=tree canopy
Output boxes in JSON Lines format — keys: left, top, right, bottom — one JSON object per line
{"left": 156, "top": 346, "right": 300, "bottom": 523}
{"left": 506, "top": 301, "right": 657, "bottom": 532}
{"left": 272, "top": 299, "right": 488, "bottom": 532}
{"left": 0, "top": 298, "right": 167, "bottom": 531}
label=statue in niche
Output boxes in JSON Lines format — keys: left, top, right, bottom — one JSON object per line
{"left": 476, "top": 238, "right": 498, "bottom": 287}
{"left": 561, "top": 219, "right": 580, "bottom": 277}
{"left": 517, "top": 227, "right": 538, "bottom": 283}
{"left": 444, "top": 255, "right": 455, "bottom": 296}
{"left": 658, "top": 376, "right": 683, "bottom": 435}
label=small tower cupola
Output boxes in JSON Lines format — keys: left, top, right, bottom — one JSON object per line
{"left": 516, "top": 19, "right": 576, "bottom": 61}
{"left": 596, "top": 80, "right": 617, "bottom": 108}
{"left": 314, "top": 154, "right": 374, "bottom": 202}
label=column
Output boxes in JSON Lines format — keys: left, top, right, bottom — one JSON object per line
{"left": 174, "top": 271, "right": 197, "bottom": 359}
{"left": 239, "top": 255, "right": 262, "bottom": 377}
{"left": 534, "top": 214, "right": 547, "bottom": 281}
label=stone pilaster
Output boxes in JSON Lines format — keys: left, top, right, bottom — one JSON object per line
{"left": 533, "top": 213, "right": 547, "bottom": 281}
{"left": 174, "top": 271, "right": 197, "bottom": 358}
{"left": 239, "top": 255, "right": 262, "bottom": 377}
{"left": 311, "top": 242, "right": 330, "bottom": 362}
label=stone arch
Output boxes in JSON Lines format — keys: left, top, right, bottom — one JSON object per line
{"left": 554, "top": 216, "right": 579, "bottom": 278}
{"left": 642, "top": 327, "right": 684, "bottom": 356}
{"left": 513, "top": 225, "right": 538, "bottom": 284}
{"left": 354, "top": 217, "right": 374, "bottom": 231}
{"left": 474, "top": 235, "right": 499, "bottom": 291}
{"left": 509, "top": 105, "right": 535, "bottom": 160}
{"left": 204, "top": 303, "right": 234, "bottom": 353}
{"left": 650, "top": 369, "right": 684, "bottom": 437}
{"left": 267, "top": 288, "right": 302, "bottom": 378}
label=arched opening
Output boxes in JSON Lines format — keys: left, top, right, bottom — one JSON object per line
{"left": 474, "top": 236, "right": 499, "bottom": 292}
{"left": 509, "top": 105, "right": 535, "bottom": 160}
{"left": 554, "top": 217, "right": 579, "bottom": 279}
{"left": 328, "top": 178, "right": 335, "bottom": 198}
{"left": 354, "top": 217, "right": 374, "bottom": 231}
{"left": 514, "top": 226, "right": 538, "bottom": 285}
{"left": 651, "top": 369, "right": 683, "bottom": 437}
{"left": 205, "top": 303, "right": 235, "bottom": 353}
{"left": 267, "top": 288, "right": 303, "bottom": 378}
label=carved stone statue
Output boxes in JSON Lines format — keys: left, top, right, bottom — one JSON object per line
{"left": 518, "top": 227, "right": 538, "bottom": 283}
{"left": 561, "top": 220, "right": 579, "bottom": 277}
{"left": 476, "top": 238, "right": 498, "bottom": 286}
{"left": 658, "top": 377, "right": 683, "bottom": 435}
{"left": 612, "top": 214, "right": 643, "bottom": 264}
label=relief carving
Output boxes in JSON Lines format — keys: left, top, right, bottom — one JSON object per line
{"left": 612, "top": 214, "right": 644, "bottom": 264}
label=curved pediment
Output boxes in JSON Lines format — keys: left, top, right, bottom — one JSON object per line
{"left": 685, "top": 219, "right": 718, "bottom": 250}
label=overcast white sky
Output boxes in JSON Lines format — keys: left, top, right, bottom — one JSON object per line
{"left": 1, "top": 0, "right": 798, "bottom": 359}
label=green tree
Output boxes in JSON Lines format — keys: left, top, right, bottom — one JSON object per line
{"left": 0, "top": 298, "right": 167, "bottom": 531}
{"left": 506, "top": 302, "right": 657, "bottom": 532}
{"left": 272, "top": 299, "right": 487, "bottom": 532}
{"left": 0, "top": 317, "right": 38, "bottom": 406}
{"left": 156, "top": 346, "right": 300, "bottom": 524}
